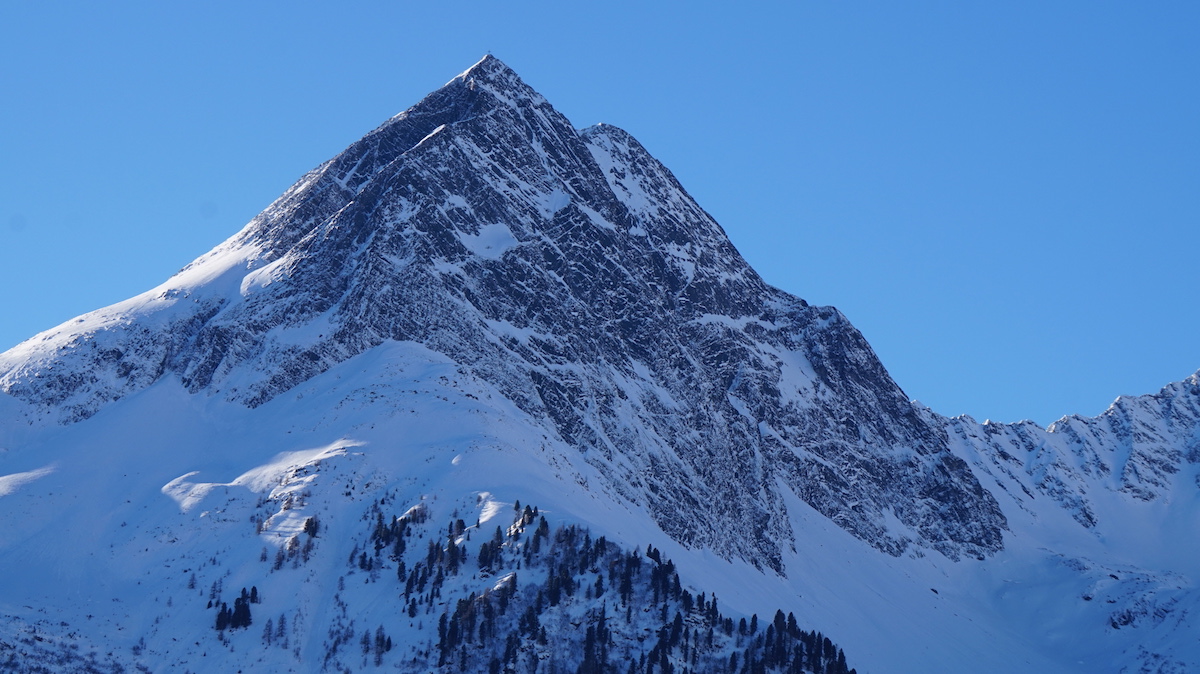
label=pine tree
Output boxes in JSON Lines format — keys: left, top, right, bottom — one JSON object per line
{"left": 230, "top": 596, "right": 252, "bottom": 629}
{"left": 446, "top": 537, "right": 460, "bottom": 574}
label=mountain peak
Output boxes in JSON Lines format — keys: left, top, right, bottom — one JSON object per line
{"left": 0, "top": 57, "right": 1006, "bottom": 574}
{"left": 454, "top": 53, "right": 514, "bottom": 82}
{"left": 439, "top": 53, "right": 545, "bottom": 109}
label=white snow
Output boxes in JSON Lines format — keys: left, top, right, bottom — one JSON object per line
{"left": 414, "top": 123, "right": 447, "bottom": 148}
{"left": 2, "top": 310, "right": 1198, "bottom": 673}
{"left": 458, "top": 222, "right": 520, "bottom": 260}
{"left": 0, "top": 464, "right": 53, "bottom": 497}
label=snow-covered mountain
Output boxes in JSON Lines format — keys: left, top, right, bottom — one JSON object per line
{"left": 1, "top": 56, "right": 1197, "bottom": 673}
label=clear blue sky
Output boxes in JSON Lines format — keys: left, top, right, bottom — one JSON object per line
{"left": 2, "top": 2, "right": 1197, "bottom": 425}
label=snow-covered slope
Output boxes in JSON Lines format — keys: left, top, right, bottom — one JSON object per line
{"left": 937, "top": 376, "right": 1200, "bottom": 672}
{"left": 0, "top": 56, "right": 1197, "bottom": 673}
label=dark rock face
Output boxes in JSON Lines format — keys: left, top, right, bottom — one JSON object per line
{"left": 0, "top": 56, "right": 1007, "bottom": 567}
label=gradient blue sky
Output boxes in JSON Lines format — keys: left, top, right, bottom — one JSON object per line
{"left": 2, "top": 2, "right": 1197, "bottom": 425}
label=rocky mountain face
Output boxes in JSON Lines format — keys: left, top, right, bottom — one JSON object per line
{"left": 1, "top": 56, "right": 1198, "bottom": 673}
{"left": 0, "top": 56, "right": 1004, "bottom": 567}
{"left": 947, "top": 374, "right": 1200, "bottom": 523}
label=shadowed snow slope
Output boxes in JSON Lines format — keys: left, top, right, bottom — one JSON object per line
{"left": 1, "top": 56, "right": 1197, "bottom": 673}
